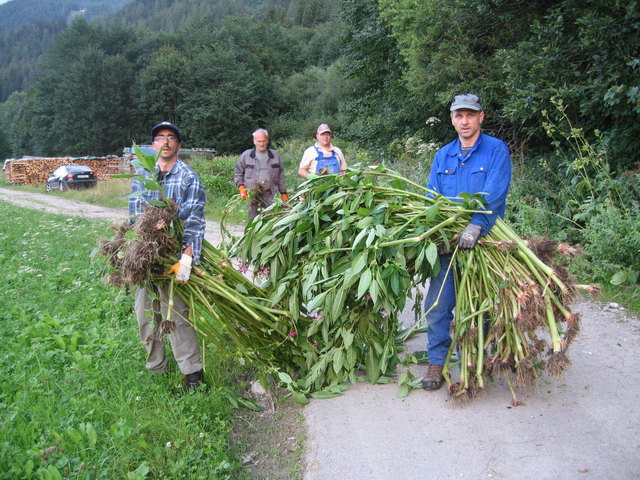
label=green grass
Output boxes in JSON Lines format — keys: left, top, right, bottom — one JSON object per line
{"left": 0, "top": 203, "right": 250, "bottom": 480}
{"left": 600, "top": 284, "right": 640, "bottom": 316}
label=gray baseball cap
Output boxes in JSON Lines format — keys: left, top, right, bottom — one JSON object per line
{"left": 450, "top": 94, "right": 482, "bottom": 111}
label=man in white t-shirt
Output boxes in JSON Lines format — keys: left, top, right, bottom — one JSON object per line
{"left": 298, "top": 123, "right": 347, "bottom": 178}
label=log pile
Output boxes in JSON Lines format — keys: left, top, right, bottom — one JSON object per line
{"left": 4, "top": 156, "right": 134, "bottom": 185}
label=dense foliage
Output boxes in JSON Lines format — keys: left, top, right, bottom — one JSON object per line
{"left": 0, "top": 0, "right": 133, "bottom": 103}
{"left": 0, "top": 0, "right": 343, "bottom": 156}
{"left": 0, "top": 0, "right": 132, "bottom": 35}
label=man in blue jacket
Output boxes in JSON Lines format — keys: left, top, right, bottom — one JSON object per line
{"left": 422, "top": 94, "right": 512, "bottom": 391}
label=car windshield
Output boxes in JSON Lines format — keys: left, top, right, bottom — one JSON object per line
{"left": 66, "top": 165, "right": 92, "bottom": 172}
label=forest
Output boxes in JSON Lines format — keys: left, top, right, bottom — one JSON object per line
{"left": 0, "top": 0, "right": 638, "bottom": 288}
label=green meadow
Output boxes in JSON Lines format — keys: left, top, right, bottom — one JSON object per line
{"left": 0, "top": 203, "right": 248, "bottom": 480}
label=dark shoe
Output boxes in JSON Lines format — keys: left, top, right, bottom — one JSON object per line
{"left": 182, "top": 370, "right": 204, "bottom": 391}
{"left": 422, "top": 364, "right": 444, "bottom": 391}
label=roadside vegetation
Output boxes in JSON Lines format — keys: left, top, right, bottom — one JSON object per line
{"left": 0, "top": 202, "right": 306, "bottom": 480}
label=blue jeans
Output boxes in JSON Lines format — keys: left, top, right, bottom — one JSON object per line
{"left": 424, "top": 254, "right": 456, "bottom": 365}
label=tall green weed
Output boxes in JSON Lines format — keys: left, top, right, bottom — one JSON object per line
{"left": 509, "top": 99, "right": 640, "bottom": 286}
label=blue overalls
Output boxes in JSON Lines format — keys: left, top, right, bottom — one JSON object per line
{"left": 314, "top": 147, "right": 341, "bottom": 174}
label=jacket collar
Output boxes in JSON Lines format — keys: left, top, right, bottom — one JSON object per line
{"left": 445, "top": 132, "right": 484, "bottom": 158}
{"left": 250, "top": 147, "right": 274, "bottom": 159}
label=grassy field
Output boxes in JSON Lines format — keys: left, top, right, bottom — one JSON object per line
{"left": 0, "top": 202, "right": 263, "bottom": 479}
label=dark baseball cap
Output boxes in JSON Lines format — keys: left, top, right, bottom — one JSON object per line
{"left": 151, "top": 121, "right": 181, "bottom": 142}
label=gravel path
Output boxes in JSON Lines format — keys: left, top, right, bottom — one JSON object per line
{"left": 0, "top": 187, "right": 243, "bottom": 244}
{"left": 303, "top": 299, "right": 640, "bottom": 480}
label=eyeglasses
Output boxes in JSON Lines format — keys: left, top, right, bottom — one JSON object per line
{"left": 153, "top": 135, "right": 178, "bottom": 143}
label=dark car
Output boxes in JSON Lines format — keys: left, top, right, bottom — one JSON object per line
{"left": 45, "top": 165, "right": 97, "bottom": 192}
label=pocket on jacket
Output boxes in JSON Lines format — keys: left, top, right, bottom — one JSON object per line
{"left": 436, "top": 166, "right": 457, "bottom": 195}
{"left": 469, "top": 166, "right": 488, "bottom": 194}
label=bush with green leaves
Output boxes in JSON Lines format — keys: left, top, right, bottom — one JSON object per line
{"left": 200, "top": 173, "right": 237, "bottom": 199}
{"left": 579, "top": 206, "right": 640, "bottom": 286}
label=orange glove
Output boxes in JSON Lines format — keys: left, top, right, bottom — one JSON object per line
{"left": 238, "top": 185, "right": 247, "bottom": 199}
{"left": 164, "top": 254, "right": 192, "bottom": 283}
{"left": 281, "top": 193, "right": 289, "bottom": 202}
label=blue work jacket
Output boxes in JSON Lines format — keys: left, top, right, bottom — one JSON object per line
{"left": 427, "top": 132, "right": 511, "bottom": 235}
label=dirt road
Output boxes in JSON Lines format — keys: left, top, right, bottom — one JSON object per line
{"left": 2, "top": 187, "right": 638, "bottom": 480}
{"left": 0, "top": 187, "right": 243, "bottom": 243}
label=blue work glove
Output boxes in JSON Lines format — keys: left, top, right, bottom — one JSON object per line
{"left": 457, "top": 224, "right": 482, "bottom": 249}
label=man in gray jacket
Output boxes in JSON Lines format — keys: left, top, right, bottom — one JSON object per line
{"left": 234, "top": 128, "right": 288, "bottom": 220}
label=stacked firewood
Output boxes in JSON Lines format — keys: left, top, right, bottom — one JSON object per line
{"left": 4, "top": 156, "right": 134, "bottom": 185}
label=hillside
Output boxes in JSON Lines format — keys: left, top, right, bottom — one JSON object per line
{"left": 0, "top": 0, "right": 133, "bottom": 34}
{"left": 0, "top": 0, "right": 134, "bottom": 102}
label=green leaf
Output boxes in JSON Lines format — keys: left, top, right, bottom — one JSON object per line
{"left": 352, "top": 227, "right": 370, "bottom": 250}
{"left": 365, "top": 348, "right": 381, "bottom": 383}
{"left": 133, "top": 143, "right": 158, "bottom": 172}
{"left": 333, "top": 348, "right": 344, "bottom": 373}
{"left": 365, "top": 229, "right": 376, "bottom": 247}
{"left": 356, "top": 216, "right": 373, "bottom": 229}
{"left": 351, "top": 252, "right": 368, "bottom": 276}
{"left": 84, "top": 423, "right": 97, "bottom": 448}
{"left": 397, "top": 384, "right": 410, "bottom": 399}
{"left": 272, "top": 282, "right": 288, "bottom": 304}
{"left": 278, "top": 371, "right": 293, "bottom": 384}
{"left": 274, "top": 212, "right": 302, "bottom": 229}
{"left": 331, "top": 288, "right": 346, "bottom": 321}
{"left": 341, "top": 328, "right": 354, "bottom": 348}
{"left": 292, "top": 391, "right": 310, "bottom": 405}
{"left": 390, "top": 271, "right": 400, "bottom": 295}
{"left": 307, "top": 290, "right": 330, "bottom": 311}
{"left": 357, "top": 269, "right": 372, "bottom": 299}
{"left": 310, "top": 391, "right": 343, "bottom": 399}
{"left": 425, "top": 242, "right": 438, "bottom": 267}
{"left": 369, "top": 277, "right": 379, "bottom": 305}
{"left": 610, "top": 270, "right": 628, "bottom": 286}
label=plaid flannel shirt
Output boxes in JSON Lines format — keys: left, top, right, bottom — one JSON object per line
{"left": 128, "top": 160, "right": 206, "bottom": 264}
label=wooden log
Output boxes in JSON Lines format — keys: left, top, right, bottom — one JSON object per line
{"left": 4, "top": 156, "right": 135, "bottom": 185}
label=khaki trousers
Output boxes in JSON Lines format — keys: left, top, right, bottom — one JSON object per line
{"left": 135, "top": 284, "right": 203, "bottom": 375}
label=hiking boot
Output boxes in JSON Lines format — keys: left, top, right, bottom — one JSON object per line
{"left": 422, "top": 364, "right": 444, "bottom": 391}
{"left": 182, "top": 370, "right": 204, "bottom": 391}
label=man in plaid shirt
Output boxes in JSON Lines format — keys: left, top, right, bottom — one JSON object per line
{"left": 129, "top": 121, "right": 206, "bottom": 390}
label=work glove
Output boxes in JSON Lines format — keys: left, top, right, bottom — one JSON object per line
{"left": 438, "top": 242, "right": 451, "bottom": 255}
{"left": 165, "top": 253, "right": 193, "bottom": 283}
{"left": 239, "top": 185, "right": 247, "bottom": 199}
{"left": 281, "top": 193, "right": 289, "bottom": 202}
{"left": 457, "top": 224, "right": 482, "bottom": 249}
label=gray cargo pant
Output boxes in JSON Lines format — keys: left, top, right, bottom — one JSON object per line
{"left": 135, "top": 284, "right": 203, "bottom": 375}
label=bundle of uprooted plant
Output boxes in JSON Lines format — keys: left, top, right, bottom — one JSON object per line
{"left": 234, "top": 165, "right": 584, "bottom": 403}
{"left": 99, "top": 202, "right": 304, "bottom": 373}
{"left": 99, "top": 144, "right": 306, "bottom": 380}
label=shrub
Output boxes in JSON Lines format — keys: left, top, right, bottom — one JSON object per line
{"left": 200, "top": 173, "right": 236, "bottom": 199}
{"left": 579, "top": 206, "right": 640, "bottom": 285}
